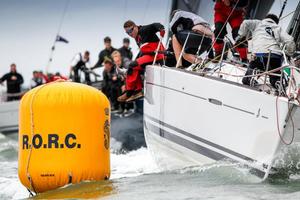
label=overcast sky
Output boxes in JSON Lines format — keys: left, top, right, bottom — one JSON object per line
{"left": 0, "top": 0, "right": 172, "bottom": 87}
{"left": 0, "top": 0, "right": 297, "bottom": 88}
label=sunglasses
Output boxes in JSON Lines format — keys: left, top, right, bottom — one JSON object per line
{"left": 126, "top": 27, "right": 134, "bottom": 35}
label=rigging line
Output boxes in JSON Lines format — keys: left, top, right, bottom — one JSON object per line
{"left": 281, "top": 9, "right": 295, "bottom": 21}
{"left": 57, "top": 0, "right": 71, "bottom": 36}
{"left": 164, "top": 0, "right": 172, "bottom": 31}
{"left": 163, "top": 0, "right": 172, "bottom": 47}
{"left": 123, "top": 0, "right": 128, "bottom": 22}
{"left": 46, "top": 0, "right": 70, "bottom": 73}
{"left": 142, "top": 0, "right": 151, "bottom": 24}
{"left": 275, "top": 96, "right": 295, "bottom": 145}
{"left": 208, "top": 64, "right": 290, "bottom": 78}
{"left": 200, "top": 9, "right": 296, "bottom": 70}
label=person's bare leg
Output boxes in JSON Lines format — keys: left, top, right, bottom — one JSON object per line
{"left": 172, "top": 35, "right": 182, "bottom": 66}
{"left": 183, "top": 53, "right": 202, "bottom": 64}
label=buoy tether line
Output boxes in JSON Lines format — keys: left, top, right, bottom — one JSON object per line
{"left": 26, "top": 83, "right": 49, "bottom": 196}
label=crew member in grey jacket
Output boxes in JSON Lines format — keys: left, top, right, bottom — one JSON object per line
{"left": 237, "top": 14, "right": 295, "bottom": 88}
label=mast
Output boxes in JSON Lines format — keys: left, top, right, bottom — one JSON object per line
{"left": 279, "top": 0, "right": 288, "bottom": 19}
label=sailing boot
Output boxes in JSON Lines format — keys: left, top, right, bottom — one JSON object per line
{"left": 126, "top": 90, "right": 144, "bottom": 102}
{"left": 117, "top": 90, "right": 134, "bottom": 102}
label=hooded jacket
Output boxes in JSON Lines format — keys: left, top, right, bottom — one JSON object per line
{"left": 238, "top": 18, "right": 295, "bottom": 56}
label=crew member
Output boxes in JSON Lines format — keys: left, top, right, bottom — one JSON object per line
{"left": 70, "top": 51, "right": 91, "bottom": 85}
{"left": 30, "top": 70, "right": 45, "bottom": 88}
{"left": 111, "top": 50, "right": 134, "bottom": 113}
{"left": 117, "top": 20, "right": 165, "bottom": 102}
{"left": 118, "top": 38, "right": 133, "bottom": 60}
{"left": 170, "top": 10, "right": 213, "bottom": 67}
{"left": 102, "top": 58, "right": 123, "bottom": 111}
{"left": 111, "top": 50, "right": 129, "bottom": 74}
{"left": 92, "top": 36, "right": 117, "bottom": 69}
{"left": 213, "top": 0, "right": 248, "bottom": 62}
{"left": 238, "top": 14, "right": 295, "bottom": 88}
{"left": 0, "top": 63, "right": 24, "bottom": 101}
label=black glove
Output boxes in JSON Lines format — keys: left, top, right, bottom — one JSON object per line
{"left": 235, "top": 35, "right": 245, "bottom": 45}
{"left": 127, "top": 61, "right": 138, "bottom": 75}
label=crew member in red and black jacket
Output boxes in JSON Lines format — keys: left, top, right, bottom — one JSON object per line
{"left": 118, "top": 20, "right": 165, "bottom": 102}
{"left": 213, "top": 0, "right": 248, "bottom": 62}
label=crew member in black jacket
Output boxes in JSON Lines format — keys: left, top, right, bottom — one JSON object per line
{"left": 118, "top": 38, "right": 133, "bottom": 60}
{"left": 102, "top": 58, "right": 124, "bottom": 110}
{"left": 0, "top": 63, "right": 24, "bottom": 101}
{"left": 92, "top": 36, "right": 117, "bottom": 69}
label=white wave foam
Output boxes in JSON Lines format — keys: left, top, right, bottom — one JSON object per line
{"left": 0, "top": 161, "right": 28, "bottom": 200}
{"left": 0, "top": 133, "right": 6, "bottom": 140}
{"left": 0, "top": 147, "right": 159, "bottom": 199}
{"left": 110, "top": 147, "right": 160, "bottom": 179}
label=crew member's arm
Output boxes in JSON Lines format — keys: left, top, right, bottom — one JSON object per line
{"left": 278, "top": 27, "right": 296, "bottom": 56}
{"left": 70, "top": 54, "right": 81, "bottom": 75}
{"left": 17, "top": 74, "right": 24, "bottom": 84}
{"left": 70, "top": 54, "right": 80, "bottom": 67}
{"left": 222, "top": 0, "right": 248, "bottom": 8}
{"left": 0, "top": 74, "right": 8, "bottom": 85}
{"left": 128, "top": 49, "right": 133, "bottom": 60}
{"left": 235, "top": 0, "right": 249, "bottom": 8}
{"left": 150, "top": 23, "right": 165, "bottom": 37}
{"left": 101, "top": 71, "right": 109, "bottom": 93}
{"left": 236, "top": 19, "right": 260, "bottom": 45}
{"left": 238, "top": 19, "right": 259, "bottom": 38}
{"left": 170, "top": 12, "right": 181, "bottom": 34}
{"left": 92, "top": 52, "right": 104, "bottom": 70}
{"left": 222, "top": 0, "right": 230, "bottom": 6}
{"left": 84, "top": 59, "right": 92, "bottom": 71}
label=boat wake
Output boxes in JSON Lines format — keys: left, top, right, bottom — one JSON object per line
{"left": 157, "top": 161, "right": 264, "bottom": 184}
{"left": 269, "top": 143, "right": 300, "bottom": 180}
{"left": 0, "top": 134, "right": 27, "bottom": 200}
{"left": 110, "top": 147, "right": 160, "bottom": 179}
{"left": 2, "top": 132, "right": 300, "bottom": 199}
{"left": 0, "top": 132, "right": 159, "bottom": 199}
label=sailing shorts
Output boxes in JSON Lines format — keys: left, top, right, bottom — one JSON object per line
{"left": 175, "top": 30, "right": 212, "bottom": 55}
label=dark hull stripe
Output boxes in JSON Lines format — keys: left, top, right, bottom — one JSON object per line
{"left": 144, "top": 120, "right": 266, "bottom": 179}
{"left": 0, "top": 125, "right": 18, "bottom": 130}
{"left": 145, "top": 122, "right": 227, "bottom": 161}
{"left": 223, "top": 104, "right": 255, "bottom": 115}
{"left": 144, "top": 114, "right": 258, "bottom": 163}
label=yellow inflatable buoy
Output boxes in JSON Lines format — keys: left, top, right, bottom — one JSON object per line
{"left": 18, "top": 81, "right": 110, "bottom": 193}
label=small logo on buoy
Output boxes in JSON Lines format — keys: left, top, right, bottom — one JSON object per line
{"left": 104, "top": 120, "right": 110, "bottom": 150}
{"left": 104, "top": 108, "right": 109, "bottom": 116}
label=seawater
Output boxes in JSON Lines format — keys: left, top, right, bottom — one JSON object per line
{"left": 1, "top": 133, "right": 300, "bottom": 200}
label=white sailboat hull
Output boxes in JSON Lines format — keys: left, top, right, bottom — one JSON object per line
{"left": 143, "top": 65, "right": 300, "bottom": 180}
